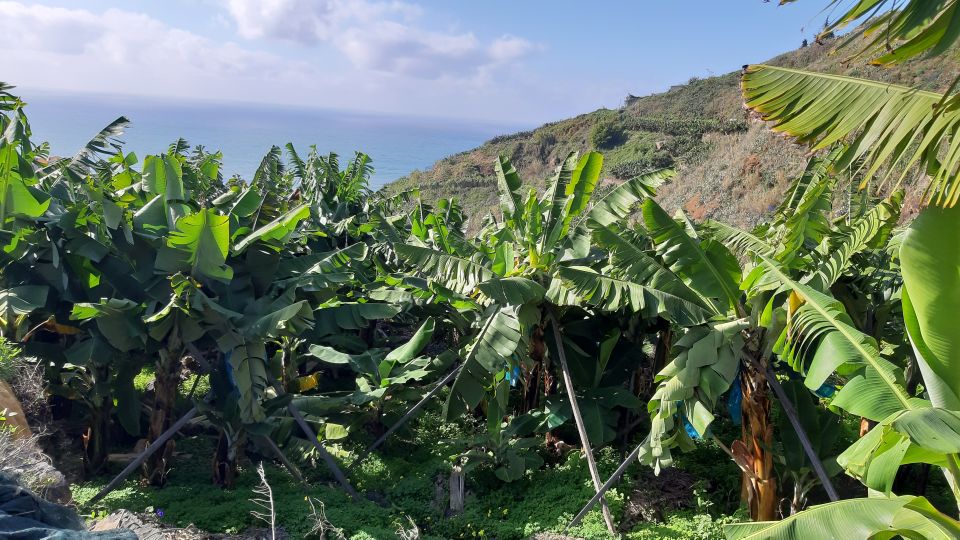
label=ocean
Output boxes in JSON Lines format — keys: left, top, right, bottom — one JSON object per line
{"left": 19, "top": 90, "right": 522, "bottom": 190}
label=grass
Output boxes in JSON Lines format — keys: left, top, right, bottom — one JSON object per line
{"left": 72, "top": 406, "right": 746, "bottom": 539}
{"left": 0, "top": 337, "right": 23, "bottom": 382}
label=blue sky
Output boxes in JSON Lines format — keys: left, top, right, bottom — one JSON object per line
{"left": 2, "top": 1, "right": 828, "bottom": 124}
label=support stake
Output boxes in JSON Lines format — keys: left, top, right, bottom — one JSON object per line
{"left": 567, "top": 439, "right": 644, "bottom": 530}
{"left": 269, "top": 377, "right": 359, "bottom": 500}
{"left": 89, "top": 406, "right": 198, "bottom": 505}
{"left": 548, "top": 311, "right": 617, "bottom": 536}
{"left": 764, "top": 364, "right": 839, "bottom": 502}
{"left": 349, "top": 363, "right": 462, "bottom": 473}
{"left": 258, "top": 434, "right": 306, "bottom": 485}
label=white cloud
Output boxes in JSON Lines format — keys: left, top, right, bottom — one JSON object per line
{"left": 0, "top": 2, "right": 308, "bottom": 84}
{"left": 337, "top": 23, "right": 533, "bottom": 79}
{"left": 226, "top": 0, "right": 420, "bottom": 43}
{"left": 0, "top": 1, "right": 575, "bottom": 124}
{"left": 222, "top": 0, "right": 536, "bottom": 79}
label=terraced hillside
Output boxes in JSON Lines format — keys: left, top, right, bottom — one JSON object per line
{"left": 386, "top": 34, "right": 960, "bottom": 228}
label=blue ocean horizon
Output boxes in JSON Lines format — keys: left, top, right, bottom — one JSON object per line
{"left": 20, "top": 88, "right": 527, "bottom": 190}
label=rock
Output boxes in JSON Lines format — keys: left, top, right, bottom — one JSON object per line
{"left": 33, "top": 460, "right": 72, "bottom": 505}
{"left": 88, "top": 510, "right": 287, "bottom": 540}
{"left": 91, "top": 510, "right": 166, "bottom": 540}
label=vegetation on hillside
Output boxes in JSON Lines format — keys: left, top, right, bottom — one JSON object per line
{"left": 387, "top": 30, "right": 960, "bottom": 230}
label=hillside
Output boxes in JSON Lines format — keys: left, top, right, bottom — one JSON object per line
{"left": 386, "top": 35, "right": 960, "bottom": 228}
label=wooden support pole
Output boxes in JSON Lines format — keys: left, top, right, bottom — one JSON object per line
{"left": 89, "top": 406, "right": 198, "bottom": 505}
{"left": 269, "top": 377, "right": 359, "bottom": 500}
{"left": 548, "top": 311, "right": 618, "bottom": 537}
{"left": 348, "top": 363, "right": 462, "bottom": 473}
{"left": 764, "top": 364, "right": 839, "bottom": 502}
{"left": 258, "top": 434, "right": 306, "bottom": 485}
{"left": 567, "top": 439, "right": 643, "bottom": 530}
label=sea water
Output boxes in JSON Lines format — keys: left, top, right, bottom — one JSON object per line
{"left": 20, "top": 89, "right": 521, "bottom": 190}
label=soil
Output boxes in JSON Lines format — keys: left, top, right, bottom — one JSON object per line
{"left": 619, "top": 467, "right": 697, "bottom": 531}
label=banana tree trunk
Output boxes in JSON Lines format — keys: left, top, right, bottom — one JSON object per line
{"left": 212, "top": 429, "right": 239, "bottom": 489}
{"left": 741, "top": 352, "right": 777, "bottom": 521}
{"left": 83, "top": 400, "right": 111, "bottom": 475}
{"left": 144, "top": 340, "right": 183, "bottom": 486}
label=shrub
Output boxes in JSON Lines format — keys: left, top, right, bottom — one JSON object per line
{"left": 591, "top": 119, "right": 626, "bottom": 149}
{"left": 609, "top": 153, "right": 674, "bottom": 179}
{"left": 625, "top": 115, "right": 748, "bottom": 137}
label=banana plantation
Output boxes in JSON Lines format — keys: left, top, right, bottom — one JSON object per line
{"left": 3, "top": 1, "right": 960, "bottom": 539}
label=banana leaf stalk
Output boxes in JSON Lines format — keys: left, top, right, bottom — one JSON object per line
{"left": 549, "top": 311, "right": 617, "bottom": 536}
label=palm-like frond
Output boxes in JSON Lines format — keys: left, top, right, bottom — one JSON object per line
{"left": 0, "top": 82, "right": 20, "bottom": 110}
{"left": 742, "top": 64, "right": 960, "bottom": 206}
{"left": 394, "top": 243, "right": 493, "bottom": 297}
{"left": 704, "top": 220, "right": 774, "bottom": 258}
{"left": 38, "top": 116, "right": 128, "bottom": 183}
{"left": 592, "top": 224, "right": 719, "bottom": 315}
{"left": 554, "top": 265, "right": 711, "bottom": 325}
{"left": 808, "top": 191, "right": 902, "bottom": 289}
{"left": 724, "top": 494, "right": 960, "bottom": 540}
{"left": 252, "top": 145, "right": 284, "bottom": 188}
{"left": 758, "top": 253, "right": 917, "bottom": 421}
{"left": 775, "top": 147, "right": 842, "bottom": 217}
{"left": 233, "top": 204, "right": 310, "bottom": 254}
{"left": 168, "top": 138, "right": 190, "bottom": 157}
{"left": 495, "top": 155, "right": 523, "bottom": 227}
{"left": 285, "top": 143, "right": 306, "bottom": 181}
{"left": 640, "top": 199, "right": 742, "bottom": 313}
{"left": 584, "top": 168, "right": 673, "bottom": 229}
{"left": 445, "top": 306, "right": 522, "bottom": 420}
{"left": 338, "top": 152, "right": 372, "bottom": 202}
{"left": 770, "top": 157, "right": 835, "bottom": 263}
{"left": 781, "top": 0, "right": 960, "bottom": 66}
{"left": 541, "top": 152, "right": 602, "bottom": 254}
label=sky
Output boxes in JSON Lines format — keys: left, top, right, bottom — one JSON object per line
{"left": 1, "top": 1, "right": 831, "bottom": 125}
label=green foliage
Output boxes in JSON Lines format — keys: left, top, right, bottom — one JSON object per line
{"left": 72, "top": 430, "right": 742, "bottom": 540}
{"left": 7, "top": 26, "right": 960, "bottom": 537}
{"left": 743, "top": 64, "right": 960, "bottom": 207}
{"left": 591, "top": 118, "right": 626, "bottom": 149}
{"left": 783, "top": 0, "right": 960, "bottom": 66}
{"left": 0, "top": 337, "right": 22, "bottom": 381}
{"left": 623, "top": 115, "right": 747, "bottom": 137}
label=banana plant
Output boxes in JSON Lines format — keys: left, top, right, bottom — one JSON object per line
{"left": 721, "top": 207, "right": 960, "bottom": 537}
{"left": 723, "top": 2, "right": 960, "bottom": 535}
{"left": 0, "top": 84, "right": 150, "bottom": 472}
{"left": 391, "top": 151, "right": 714, "bottom": 533}
{"left": 569, "top": 150, "right": 906, "bottom": 524}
